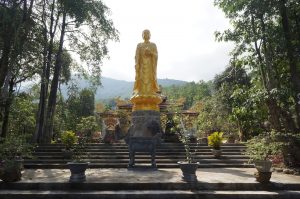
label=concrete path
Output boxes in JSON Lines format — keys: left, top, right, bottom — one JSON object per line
{"left": 20, "top": 168, "right": 300, "bottom": 184}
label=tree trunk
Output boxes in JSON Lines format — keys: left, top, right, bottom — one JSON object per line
{"left": 0, "top": 39, "right": 12, "bottom": 90}
{"left": 34, "top": 0, "right": 56, "bottom": 143}
{"left": 43, "top": 10, "right": 67, "bottom": 143}
{"left": 33, "top": 33, "right": 48, "bottom": 143}
{"left": 251, "top": 15, "right": 282, "bottom": 132}
{"left": 279, "top": 0, "right": 300, "bottom": 131}
{"left": 0, "top": 42, "right": 11, "bottom": 137}
{"left": 1, "top": 76, "right": 15, "bottom": 138}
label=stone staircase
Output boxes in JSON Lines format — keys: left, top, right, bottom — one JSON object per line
{"left": 1, "top": 168, "right": 300, "bottom": 199}
{"left": 24, "top": 142, "right": 253, "bottom": 169}
{"left": 1, "top": 182, "right": 300, "bottom": 199}
{"left": 2, "top": 142, "right": 299, "bottom": 199}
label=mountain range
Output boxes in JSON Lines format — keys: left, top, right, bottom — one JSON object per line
{"left": 61, "top": 77, "right": 187, "bottom": 100}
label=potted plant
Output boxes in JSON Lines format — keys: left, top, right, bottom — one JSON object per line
{"left": 67, "top": 136, "right": 89, "bottom": 183}
{"left": 0, "top": 135, "right": 32, "bottom": 182}
{"left": 208, "top": 132, "right": 224, "bottom": 158}
{"left": 176, "top": 117, "right": 199, "bottom": 182}
{"left": 61, "top": 130, "right": 78, "bottom": 159}
{"left": 245, "top": 132, "right": 283, "bottom": 183}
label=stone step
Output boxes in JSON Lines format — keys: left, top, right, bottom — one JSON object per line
{"left": 35, "top": 145, "right": 247, "bottom": 149}
{"left": 34, "top": 144, "right": 246, "bottom": 149}
{"left": 28, "top": 143, "right": 250, "bottom": 169}
{"left": 25, "top": 158, "right": 249, "bottom": 163}
{"left": 24, "top": 163, "right": 253, "bottom": 169}
{"left": 0, "top": 190, "right": 299, "bottom": 199}
{"left": 34, "top": 148, "right": 246, "bottom": 152}
{"left": 1, "top": 181, "right": 300, "bottom": 191}
{"left": 32, "top": 155, "right": 249, "bottom": 159}
{"left": 38, "top": 143, "right": 247, "bottom": 147}
{"left": 32, "top": 151, "right": 245, "bottom": 156}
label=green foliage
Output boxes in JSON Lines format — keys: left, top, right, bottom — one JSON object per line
{"left": 208, "top": 132, "right": 224, "bottom": 150}
{"left": 171, "top": 112, "right": 198, "bottom": 163}
{"left": 79, "top": 88, "right": 95, "bottom": 117}
{"left": 0, "top": 134, "right": 33, "bottom": 162}
{"left": 76, "top": 116, "right": 99, "bottom": 137}
{"left": 66, "top": 0, "right": 119, "bottom": 88}
{"left": 211, "top": 64, "right": 267, "bottom": 141}
{"left": 64, "top": 84, "right": 81, "bottom": 132}
{"left": 64, "top": 87, "right": 96, "bottom": 132}
{"left": 176, "top": 122, "right": 194, "bottom": 163}
{"left": 214, "top": 0, "right": 300, "bottom": 133}
{"left": 163, "top": 81, "right": 212, "bottom": 109}
{"left": 72, "top": 136, "right": 87, "bottom": 162}
{"left": 0, "top": 0, "right": 118, "bottom": 144}
{"left": 8, "top": 93, "right": 36, "bottom": 136}
{"left": 197, "top": 95, "right": 237, "bottom": 137}
{"left": 245, "top": 132, "right": 284, "bottom": 161}
{"left": 61, "top": 131, "right": 78, "bottom": 150}
{"left": 230, "top": 85, "right": 267, "bottom": 140}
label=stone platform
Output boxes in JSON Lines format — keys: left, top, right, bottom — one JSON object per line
{"left": 25, "top": 143, "right": 253, "bottom": 169}
{"left": 0, "top": 168, "right": 300, "bottom": 199}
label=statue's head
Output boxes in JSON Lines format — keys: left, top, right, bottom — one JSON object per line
{"left": 142, "top": 29, "right": 151, "bottom": 41}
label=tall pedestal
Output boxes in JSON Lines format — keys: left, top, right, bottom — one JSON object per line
{"left": 130, "top": 110, "right": 161, "bottom": 137}
{"left": 127, "top": 110, "right": 161, "bottom": 169}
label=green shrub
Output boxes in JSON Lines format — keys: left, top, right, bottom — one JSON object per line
{"left": 208, "top": 132, "right": 224, "bottom": 150}
{"left": 61, "top": 131, "right": 78, "bottom": 150}
{"left": 245, "top": 132, "right": 283, "bottom": 161}
{"left": 0, "top": 135, "right": 33, "bottom": 160}
{"left": 76, "top": 116, "right": 99, "bottom": 138}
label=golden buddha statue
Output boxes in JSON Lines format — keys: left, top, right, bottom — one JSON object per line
{"left": 131, "top": 29, "right": 162, "bottom": 111}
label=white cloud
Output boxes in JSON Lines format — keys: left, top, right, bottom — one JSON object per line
{"left": 101, "top": 0, "right": 234, "bottom": 82}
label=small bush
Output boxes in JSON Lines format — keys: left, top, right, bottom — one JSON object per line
{"left": 208, "top": 132, "right": 224, "bottom": 150}
{"left": 245, "top": 132, "right": 283, "bottom": 161}
{"left": 76, "top": 116, "right": 99, "bottom": 139}
{"left": 61, "top": 131, "right": 78, "bottom": 150}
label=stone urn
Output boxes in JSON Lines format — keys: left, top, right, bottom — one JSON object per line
{"left": 254, "top": 171, "right": 272, "bottom": 183}
{"left": 67, "top": 162, "right": 89, "bottom": 183}
{"left": 253, "top": 160, "right": 272, "bottom": 183}
{"left": 178, "top": 161, "right": 199, "bottom": 182}
{"left": 0, "top": 159, "right": 23, "bottom": 182}
{"left": 254, "top": 160, "right": 272, "bottom": 172}
{"left": 211, "top": 149, "right": 222, "bottom": 158}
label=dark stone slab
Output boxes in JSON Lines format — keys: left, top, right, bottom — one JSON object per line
{"left": 129, "top": 110, "right": 161, "bottom": 137}
{"left": 126, "top": 110, "right": 162, "bottom": 169}
{"left": 127, "top": 137, "right": 159, "bottom": 169}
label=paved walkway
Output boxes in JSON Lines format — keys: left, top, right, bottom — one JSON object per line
{"left": 20, "top": 168, "right": 300, "bottom": 184}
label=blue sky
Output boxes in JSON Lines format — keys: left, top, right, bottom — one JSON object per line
{"left": 100, "top": 0, "right": 234, "bottom": 82}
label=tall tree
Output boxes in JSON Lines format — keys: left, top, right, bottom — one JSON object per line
{"left": 0, "top": 0, "right": 35, "bottom": 89}
{"left": 33, "top": 0, "right": 118, "bottom": 143}
{"left": 278, "top": 0, "right": 300, "bottom": 127}
{"left": 0, "top": 0, "right": 41, "bottom": 138}
{"left": 214, "top": 0, "right": 300, "bottom": 133}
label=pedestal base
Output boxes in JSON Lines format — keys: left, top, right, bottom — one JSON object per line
{"left": 130, "top": 110, "right": 161, "bottom": 137}
{"left": 127, "top": 110, "right": 161, "bottom": 169}
{"left": 130, "top": 94, "right": 162, "bottom": 111}
{"left": 127, "top": 137, "right": 158, "bottom": 169}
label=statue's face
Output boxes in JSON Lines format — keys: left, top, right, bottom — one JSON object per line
{"left": 143, "top": 30, "right": 150, "bottom": 41}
